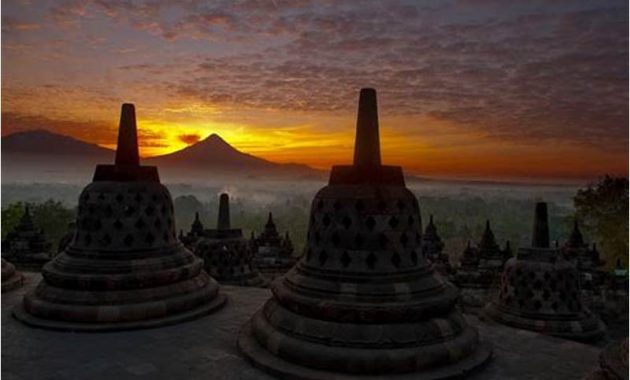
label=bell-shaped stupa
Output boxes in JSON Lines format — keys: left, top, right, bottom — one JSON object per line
{"left": 238, "top": 88, "right": 491, "bottom": 379}
{"left": 2, "top": 259, "right": 24, "bottom": 293}
{"left": 482, "top": 202, "right": 605, "bottom": 342}
{"left": 195, "top": 194, "right": 267, "bottom": 287}
{"left": 13, "top": 104, "right": 226, "bottom": 331}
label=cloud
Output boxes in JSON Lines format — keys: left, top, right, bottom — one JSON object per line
{"left": 178, "top": 133, "right": 201, "bottom": 145}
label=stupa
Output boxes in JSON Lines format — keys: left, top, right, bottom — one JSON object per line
{"left": 238, "top": 88, "right": 491, "bottom": 379}
{"left": 562, "top": 220, "right": 604, "bottom": 287}
{"left": 195, "top": 194, "right": 267, "bottom": 287}
{"left": 180, "top": 212, "right": 205, "bottom": 249}
{"left": 421, "top": 215, "right": 453, "bottom": 277}
{"left": 251, "top": 212, "right": 296, "bottom": 280}
{"left": 455, "top": 221, "right": 510, "bottom": 310}
{"left": 2, "top": 205, "right": 52, "bottom": 270}
{"left": 13, "top": 103, "right": 226, "bottom": 331}
{"left": 481, "top": 202, "right": 606, "bottom": 342}
{"left": 2, "top": 259, "right": 24, "bottom": 293}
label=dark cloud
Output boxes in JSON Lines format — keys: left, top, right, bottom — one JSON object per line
{"left": 178, "top": 133, "right": 201, "bottom": 145}
{"left": 12, "top": 0, "right": 630, "bottom": 151}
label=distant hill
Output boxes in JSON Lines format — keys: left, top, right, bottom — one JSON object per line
{"left": 3, "top": 129, "right": 113, "bottom": 157}
{"left": 2, "top": 130, "right": 322, "bottom": 183}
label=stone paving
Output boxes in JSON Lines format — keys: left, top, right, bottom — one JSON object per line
{"left": 2, "top": 273, "right": 605, "bottom": 380}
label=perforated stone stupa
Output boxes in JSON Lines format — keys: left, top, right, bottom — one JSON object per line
{"left": 421, "top": 215, "right": 453, "bottom": 277}
{"left": 455, "top": 221, "right": 511, "bottom": 310}
{"left": 482, "top": 202, "right": 606, "bottom": 342}
{"left": 13, "top": 103, "right": 226, "bottom": 331}
{"left": 1, "top": 259, "right": 24, "bottom": 293}
{"left": 238, "top": 88, "right": 492, "bottom": 379}
{"left": 251, "top": 212, "right": 296, "bottom": 280}
{"left": 2, "top": 205, "right": 51, "bottom": 270}
{"left": 195, "top": 194, "right": 267, "bottom": 287}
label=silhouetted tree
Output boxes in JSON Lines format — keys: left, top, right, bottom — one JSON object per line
{"left": 574, "top": 175, "right": 629, "bottom": 269}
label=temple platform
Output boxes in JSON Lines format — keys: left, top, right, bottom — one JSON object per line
{"left": 2, "top": 273, "right": 604, "bottom": 380}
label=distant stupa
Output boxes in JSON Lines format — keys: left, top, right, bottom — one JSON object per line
{"left": 238, "top": 88, "right": 491, "bottom": 378}
{"left": 251, "top": 212, "right": 296, "bottom": 281}
{"left": 14, "top": 103, "right": 226, "bottom": 331}
{"left": 1, "top": 259, "right": 24, "bottom": 293}
{"left": 195, "top": 194, "right": 267, "bottom": 287}
{"left": 1, "top": 204, "right": 51, "bottom": 270}
{"left": 482, "top": 202, "right": 605, "bottom": 342}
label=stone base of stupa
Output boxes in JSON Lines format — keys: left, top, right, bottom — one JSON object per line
{"left": 12, "top": 292, "right": 226, "bottom": 332}
{"left": 481, "top": 303, "right": 606, "bottom": 343}
{"left": 1, "top": 260, "right": 25, "bottom": 293}
{"left": 238, "top": 316, "right": 492, "bottom": 380}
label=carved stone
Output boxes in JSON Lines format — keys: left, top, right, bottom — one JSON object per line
{"left": 238, "top": 88, "right": 491, "bottom": 379}
{"left": 1, "top": 259, "right": 24, "bottom": 293}
{"left": 482, "top": 202, "right": 606, "bottom": 342}
{"left": 195, "top": 194, "right": 268, "bottom": 287}
{"left": 13, "top": 103, "right": 226, "bottom": 331}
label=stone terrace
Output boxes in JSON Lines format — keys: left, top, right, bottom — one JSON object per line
{"left": 2, "top": 273, "right": 603, "bottom": 380}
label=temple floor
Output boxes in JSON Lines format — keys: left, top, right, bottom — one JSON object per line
{"left": 2, "top": 273, "right": 603, "bottom": 380}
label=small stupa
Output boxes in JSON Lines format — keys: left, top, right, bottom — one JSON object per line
{"left": 421, "top": 215, "right": 453, "bottom": 277}
{"left": 2, "top": 205, "right": 51, "bottom": 270}
{"left": 180, "top": 212, "right": 205, "bottom": 249}
{"left": 455, "top": 221, "right": 510, "bottom": 310}
{"left": 238, "top": 88, "right": 491, "bottom": 379}
{"left": 13, "top": 103, "right": 226, "bottom": 331}
{"left": 482, "top": 202, "right": 606, "bottom": 342}
{"left": 1, "top": 259, "right": 24, "bottom": 293}
{"left": 195, "top": 194, "right": 267, "bottom": 287}
{"left": 251, "top": 212, "right": 296, "bottom": 280}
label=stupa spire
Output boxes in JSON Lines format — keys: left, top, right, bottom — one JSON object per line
{"left": 114, "top": 103, "right": 139, "bottom": 167}
{"left": 353, "top": 88, "right": 381, "bottom": 167}
{"left": 531, "top": 202, "right": 550, "bottom": 248}
{"left": 217, "top": 193, "right": 231, "bottom": 230}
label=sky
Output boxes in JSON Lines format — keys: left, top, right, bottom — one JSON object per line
{"left": 2, "top": 0, "right": 628, "bottom": 182}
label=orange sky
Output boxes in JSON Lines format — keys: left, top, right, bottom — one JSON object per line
{"left": 2, "top": 1, "right": 628, "bottom": 183}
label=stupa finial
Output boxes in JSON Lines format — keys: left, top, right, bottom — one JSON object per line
{"left": 115, "top": 103, "right": 139, "bottom": 167}
{"left": 353, "top": 88, "right": 381, "bottom": 167}
{"left": 532, "top": 202, "right": 550, "bottom": 248}
{"left": 218, "top": 193, "right": 231, "bottom": 230}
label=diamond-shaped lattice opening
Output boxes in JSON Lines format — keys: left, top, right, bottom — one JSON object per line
{"left": 378, "top": 233, "right": 389, "bottom": 248}
{"left": 333, "top": 200, "right": 342, "bottom": 211}
{"left": 162, "top": 232, "right": 169, "bottom": 241}
{"left": 124, "top": 206, "right": 136, "bottom": 216}
{"left": 551, "top": 302, "right": 559, "bottom": 311}
{"left": 408, "top": 216, "right": 414, "bottom": 226}
{"left": 391, "top": 252, "right": 401, "bottom": 267}
{"left": 116, "top": 194, "right": 124, "bottom": 203}
{"left": 135, "top": 218, "right": 146, "bottom": 229}
{"left": 98, "top": 193, "right": 105, "bottom": 201}
{"left": 366, "top": 252, "right": 377, "bottom": 269}
{"left": 323, "top": 214, "right": 332, "bottom": 227}
{"left": 83, "top": 233, "right": 92, "bottom": 246}
{"left": 342, "top": 216, "right": 352, "bottom": 229}
{"left": 365, "top": 216, "right": 376, "bottom": 230}
{"left": 318, "top": 250, "right": 328, "bottom": 266}
{"left": 542, "top": 290, "right": 551, "bottom": 301}
{"left": 100, "top": 234, "right": 112, "bottom": 246}
{"left": 416, "top": 232, "right": 422, "bottom": 243}
{"left": 533, "top": 280, "right": 543, "bottom": 290}
{"left": 123, "top": 234, "right": 134, "bottom": 247}
{"left": 533, "top": 300, "right": 542, "bottom": 310}
{"left": 167, "top": 218, "right": 172, "bottom": 227}
{"left": 104, "top": 205, "right": 113, "bottom": 217}
{"left": 145, "top": 205, "right": 155, "bottom": 216}
{"left": 160, "top": 205, "right": 167, "bottom": 215}
{"left": 314, "top": 231, "right": 321, "bottom": 244}
{"left": 354, "top": 233, "right": 364, "bottom": 248}
{"left": 317, "top": 199, "right": 325, "bottom": 210}
{"left": 154, "top": 219, "right": 162, "bottom": 228}
{"left": 389, "top": 216, "right": 399, "bottom": 228}
{"left": 410, "top": 250, "right": 418, "bottom": 265}
{"left": 341, "top": 251, "right": 351, "bottom": 268}
{"left": 94, "top": 219, "right": 102, "bottom": 231}
{"left": 113, "top": 219, "right": 123, "bottom": 230}
{"left": 134, "top": 193, "right": 143, "bottom": 203}
{"left": 151, "top": 194, "right": 158, "bottom": 202}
